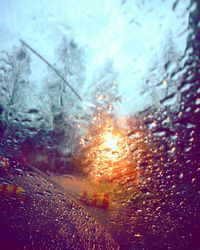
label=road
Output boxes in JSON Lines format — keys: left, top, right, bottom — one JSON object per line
{"left": 0, "top": 160, "right": 119, "bottom": 250}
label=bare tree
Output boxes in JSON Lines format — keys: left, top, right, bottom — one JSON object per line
{"left": 43, "top": 37, "right": 86, "bottom": 158}
{"left": 144, "top": 32, "right": 182, "bottom": 110}
{"left": 0, "top": 45, "right": 33, "bottom": 154}
{"left": 88, "top": 60, "right": 120, "bottom": 117}
{"left": 0, "top": 45, "right": 31, "bottom": 123}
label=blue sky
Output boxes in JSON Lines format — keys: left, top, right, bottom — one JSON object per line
{"left": 0, "top": 0, "right": 190, "bottom": 115}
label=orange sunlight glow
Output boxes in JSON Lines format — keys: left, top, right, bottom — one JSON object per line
{"left": 91, "top": 126, "right": 130, "bottom": 184}
{"left": 74, "top": 113, "right": 141, "bottom": 186}
{"left": 102, "top": 132, "right": 119, "bottom": 152}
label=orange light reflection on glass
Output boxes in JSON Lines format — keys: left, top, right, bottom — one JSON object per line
{"left": 74, "top": 113, "right": 140, "bottom": 185}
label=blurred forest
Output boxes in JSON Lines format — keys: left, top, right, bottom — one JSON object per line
{"left": 0, "top": 38, "right": 120, "bottom": 173}
{"left": 0, "top": 31, "right": 185, "bottom": 174}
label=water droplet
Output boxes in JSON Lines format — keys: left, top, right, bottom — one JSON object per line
{"left": 160, "top": 93, "right": 177, "bottom": 106}
{"left": 195, "top": 98, "right": 200, "bottom": 105}
{"left": 27, "top": 109, "right": 39, "bottom": 114}
{"left": 164, "top": 61, "right": 177, "bottom": 74}
{"left": 179, "top": 173, "right": 184, "bottom": 179}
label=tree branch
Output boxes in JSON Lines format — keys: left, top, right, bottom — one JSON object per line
{"left": 20, "top": 39, "right": 83, "bottom": 102}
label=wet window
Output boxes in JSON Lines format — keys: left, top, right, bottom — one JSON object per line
{"left": 0, "top": 0, "right": 200, "bottom": 249}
